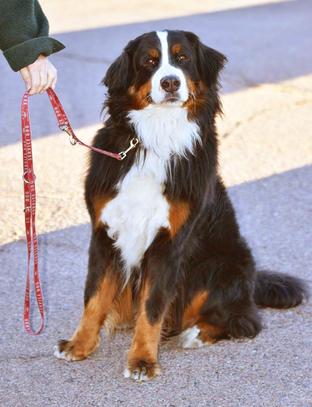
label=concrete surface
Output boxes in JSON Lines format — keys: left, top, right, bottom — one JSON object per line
{"left": 0, "top": 1, "right": 311, "bottom": 406}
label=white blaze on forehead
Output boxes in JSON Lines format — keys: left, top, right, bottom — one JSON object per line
{"left": 150, "top": 31, "right": 189, "bottom": 104}
{"left": 157, "top": 31, "right": 170, "bottom": 65}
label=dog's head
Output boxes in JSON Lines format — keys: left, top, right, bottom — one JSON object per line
{"left": 103, "top": 30, "right": 226, "bottom": 110}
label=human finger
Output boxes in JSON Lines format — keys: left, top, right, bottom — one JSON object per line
{"left": 50, "top": 76, "right": 57, "bottom": 90}
{"left": 38, "top": 62, "right": 48, "bottom": 93}
{"left": 44, "top": 63, "right": 57, "bottom": 91}
{"left": 19, "top": 67, "right": 32, "bottom": 91}
{"left": 28, "top": 69, "right": 41, "bottom": 95}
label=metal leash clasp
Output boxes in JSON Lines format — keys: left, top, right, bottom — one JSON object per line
{"left": 118, "top": 138, "right": 139, "bottom": 160}
{"left": 59, "top": 124, "right": 77, "bottom": 145}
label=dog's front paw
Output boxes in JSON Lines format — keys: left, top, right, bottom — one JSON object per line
{"left": 53, "top": 337, "right": 99, "bottom": 362}
{"left": 124, "top": 359, "right": 161, "bottom": 382}
{"left": 53, "top": 339, "right": 84, "bottom": 362}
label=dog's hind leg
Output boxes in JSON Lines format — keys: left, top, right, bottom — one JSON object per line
{"left": 178, "top": 241, "right": 263, "bottom": 348}
{"left": 178, "top": 290, "right": 226, "bottom": 348}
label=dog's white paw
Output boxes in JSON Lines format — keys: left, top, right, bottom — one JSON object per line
{"left": 53, "top": 340, "right": 88, "bottom": 362}
{"left": 123, "top": 367, "right": 150, "bottom": 382}
{"left": 179, "top": 326, "right": 204, "bottom": 349}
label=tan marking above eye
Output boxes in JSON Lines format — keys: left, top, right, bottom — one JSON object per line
{"left": 172, "top": 43, "right": 182, "bottom": 54}
{"left": 149, "top": 48, "right": 159, "bottom": 58}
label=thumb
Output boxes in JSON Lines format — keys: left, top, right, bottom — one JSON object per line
{"left": 19, "top": 67, "right": 32, "bottom": 91}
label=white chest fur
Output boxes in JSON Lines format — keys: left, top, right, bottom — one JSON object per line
{"left": 101, "top": 150, "right": 170, "bottom": 281}
{"left": 100, "top": 105, "right": 200, "bottom": 282}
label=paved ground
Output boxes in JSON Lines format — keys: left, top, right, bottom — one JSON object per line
{"left": 0, "top": 1, "right": 311, "bottom": 406}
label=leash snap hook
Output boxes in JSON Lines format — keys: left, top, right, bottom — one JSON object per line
{"left": 118, "top": 137, "right": 139, "bottom": 160}
{"left": 59, "top": 124, "right": 77, "bottom": 145}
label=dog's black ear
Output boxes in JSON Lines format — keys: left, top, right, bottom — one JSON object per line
{"left": 102, "top": 51, "right": 130, "bottom": 93}
{"left": 198, "top": 44, "right": 227, "bottom": 86}
{"left": 185, "top": 31, "right": 227, "bottom": 87}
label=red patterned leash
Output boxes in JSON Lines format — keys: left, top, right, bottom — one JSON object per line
{"left": 46, "top": 88, "right": 139, "bottom": 160}
{"left": 21, "top": 88, "right": 139, "bottom": 335}
{"left": 22, "top": 92, "right": 43, "bottom": 335}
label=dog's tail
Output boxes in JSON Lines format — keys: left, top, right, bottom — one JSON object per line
{"left": 254, "top": 270, "right": 309, "bottom": 308}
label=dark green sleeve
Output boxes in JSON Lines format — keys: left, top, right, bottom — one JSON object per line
{"left": 0, "top": 0, "right": 65, "bottom": 71}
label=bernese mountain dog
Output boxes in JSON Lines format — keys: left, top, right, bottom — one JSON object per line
{"left": 54, "top": 30, "right": 308, "bottom": 381}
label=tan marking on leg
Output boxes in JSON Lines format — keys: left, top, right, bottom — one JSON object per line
{"left": 104, "top": 284, "right": 134, "bottom": 334}
{"left": 126, "top": 283, "right": 163, "bottom": 380}
{"left": 182, "top": 291, "right": 209, "bottom": 329}
{"left": 55, "top": 276, "right": 118, "bottom": 361}
{"left": 167, "top": 199, "right": 190, "bottom": 237}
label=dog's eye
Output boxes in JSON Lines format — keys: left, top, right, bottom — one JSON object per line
{"left": 176, "top": 54, "right": 189, "bottom": 64}
{"left": 144, "top": 57, "right": 158, "bottom": 67}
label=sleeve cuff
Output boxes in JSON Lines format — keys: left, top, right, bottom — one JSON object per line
{"left": 3, "top": 36, "right": 65, "bottom": 71}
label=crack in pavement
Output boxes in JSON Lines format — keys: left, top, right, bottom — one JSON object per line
{"left": 0, "top": 352, "right": 52, "bottom": 364}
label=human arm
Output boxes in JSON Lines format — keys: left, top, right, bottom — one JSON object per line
{"left": 0, "top": 0, "right": 64, "bottom": 94}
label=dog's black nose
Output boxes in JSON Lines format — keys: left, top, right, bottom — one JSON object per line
{"left": 160, "top": 76, "right": 181, "bottom": 92}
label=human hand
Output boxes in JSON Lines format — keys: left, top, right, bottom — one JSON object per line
{"left": 19, "top": 55, "right": 57, "bottom": 95}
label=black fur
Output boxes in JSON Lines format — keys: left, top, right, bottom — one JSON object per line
{"left": 255, "top": 271, "right": 309, "bottom": 309}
